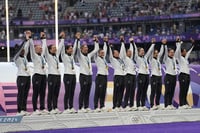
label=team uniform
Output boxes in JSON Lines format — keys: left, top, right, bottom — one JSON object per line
{"left": 76, "top": 40, "right": 99, "bottom": 112}
{"left": 109, "top": 42, "right": 126, "bottom": 111}
{"left": 175, "top": 41, "right": 194, "bottom": 109}
{"left": 121, "top": 42, "right": 137, "bottom": 111}
{"left": 163, "top": 45, "right": 177, "bottom": 109}
{"left": 42, "top": 38, "right": 62, "bottom": 114}
{"left": 133, "top": 42, "right": 154, "bottom": 111}
{"left": 60, "top": 39, "right": 77, "bottom": 113}
{"left": 14, "top": 40, "right": 31, "bottom": 116}
{"left": 94, "top": 42, "right": 108, "bottom": 112}
{"left": 29, "top": 39, "right": 49, "bottom": 115}
{"left": 149, "top": 44, "right": 164, "bottom": 110}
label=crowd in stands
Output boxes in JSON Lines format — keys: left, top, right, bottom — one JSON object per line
{"left": 0, "top": 0, "right": 199, "bottom": 22}
{"left": 64, "top": 0, "right": 200, "bottom": 20}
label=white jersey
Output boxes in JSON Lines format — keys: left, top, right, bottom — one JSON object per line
{"left": 76, "top": 40, "right": 99, "bottom": 75}
{"left": 175, "top": 42, "right": 193, "bottom": 74}
{"left": 163, "top": 45, "right": 177, "bottom": 75}
{"left": 60, "top": 39, "right": 77, "bottom": 75}
{"left": 121, "top": 42, "right": 136, "bottom": 75}
{"left": 94, "top": 42, "right": 108, "bottom": 75}
{"left": 109, "top": 42, "right": 126, "bottom": 76}
{"left": 13, "top": 40, "right": 30, "bottom": 76}
{"left": 148, "top": 44, "right": 164, "bottom": 76}
{"left": 133, "top": 42, "right": 154, "bottom": 75}
{"left": 42, "top": 39, "right": 62, "bottom": 75}
{"left": 29, "top": 39, "right": 46, "bottom": 75}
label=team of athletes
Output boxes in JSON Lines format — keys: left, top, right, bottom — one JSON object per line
{"left": 14, "top": 30, "right": 195, "bottom": 116}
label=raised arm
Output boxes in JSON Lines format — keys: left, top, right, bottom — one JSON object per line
{"left": 59, "top": 39, "right": 65, "bottom": 59}
{"left": 133, "top": 42, "right": 138, "bottom": 61}
{"left": 161, "top": 39, "right": 168, "bottom": 62}
{"left": 129, "top": 41, "right": 134, "bottom": 59}
{"left": 13, "top": 41, "right": 27, "bottom": 62}
{"left": 109, "top": 45, "right": 114, "bottom": 62}
{"left": 119, "top": 42, "right": 126, "bottom": 60}
{"left": 158, "top": 44, "right": 164, "bottom": 59}
{"left": 23, "top": 30, "right": 32, "bottom": 57}
{"left": 72, "top": 39, "right": 78, "bottom": 56}
{"left": 29, "top": 38, "right": 37, "bottom": 60}
{"left": 40, "top": 32, "right": 49, "bottom": 57}
{"left": 146, "top": 38, "right": 156, "bottom": 61}
{"left": 56, "top": 32, "right": 65, "bottom": 57}
{"left": 88, "top": 36, "right": 99, "bottom": 58}
{"left": 103, "top": 41, "right": 108, "bottom": 59}
{"left": 175, "top": 41, "right": 182, "bottom": 61}
{"left": 145, "top": 42, "right": 155, "bottom": 58}
{"left": 74, "top": 32, "right": 81, "bottom": 58}
{"left": 185, "top": 45, "right": 194, "bottom": 60}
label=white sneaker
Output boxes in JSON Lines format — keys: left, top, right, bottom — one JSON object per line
{"left": 185, "top": 104, "right": 192, "bottom": 109}
{"left": 85, "top": 108, "right": 93, "bottom": 113}
{"left": 78, "top": 108, "right": 87, "bottom": 113}
{"left": 142, "top": 106, "right": 149, "bottom": 111}
{"left": 55, "top": 108, "right": 62, "bottom": 114}
{"left": 100, "top": 107, "right": 107, "bottom": 112}
{"left": 125, "top": 106, "right": 132, "bottom": 112}
{"left": 157, "top": 105, "right": 164, "bottom": 110}
{"left": 94, "top": 108, "right": 101, "bottom": 113}
{"left": 50, "top": 109, "right": 57, "bottom": 114}
{"left": 62, "top": 109, "right": 70, "bottom": 114}
{"left": 178, "top": 105, "right": 187, "bottom": 110}
{"left": 165, "top": 105, "right": 172, "bottom": 110}
{"left": 32, "top": 110, "right": 41, "bottom": 115}
{"left": 40, "top": 109, "right": 49, "bottom": 115}
{"left": 112, "top": 107, "right": 119, "bottom": 112}
{"left": 170, "top": 105, "right": 176, "bottom": 110}
{"left": 16, "top": 111, "right": 26, "bottom": 116}
{"left": 118, "top": 107, "right": 124, "bottom": 112}
{"left": 70, "top": 108, "right": 77, "bottom": 113}
{"left": 24, "top": 111, "right": 31, "bottom": 116}
{"left": 138, "top": 106, "right": 143, "bottom": 111}
{"left": 150, "top": 105, "right": 158, "bottom": 111}
{"left": 131, "top": 107, "right": 138, "bottom": 111}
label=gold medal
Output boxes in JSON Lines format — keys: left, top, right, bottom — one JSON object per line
{"left": 57, "top": 66, "right": 59, "bottom": 69}
{"left": 25, "top": 68, "right": 27, "bottom": 71}
{"left": 72, "top": 67, "right": 74, "bottom": 70}
{"left": 106, "top": 65, "right": 108, "bottom": 70}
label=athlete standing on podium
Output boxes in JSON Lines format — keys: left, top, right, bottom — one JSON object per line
{"left": 93, "top": 36, "right": 109, "bottom": 112}
{"left": 109, "top": 36, "right": 126, "bottom": 111}
{"left": 121, "top": 37, "right": 137, "bottom": 111}
{"left": 76, "top": 34, "right": 99, "bottom": 113}
{"left": 163, "top": 39, "right": 177, "bottom": 110}
{"left": 148, "top": 38, "right": 164, "bottom": 110}
{"left": 133, "top": 39, "right": 154, "bottom": 111}
{"left": 175, "top": 37, "right": 194, "bottom": 109}
{"left": 14, "top": 31, "right": 31, "bottom": 116}
{"left": 28, "top": 31, "right": 49, "bottom": 115}
{"left": 42, "top": 32, "right": 62, "bottom": 114}
{"left": 59, "top": 32, "right": 77, "bottom": 114}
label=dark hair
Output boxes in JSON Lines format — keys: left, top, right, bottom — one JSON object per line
{"left": 112, "top": 49, "right": 119, "bottom": 55}
{"left": 138, "top": 47, "right": 143, "bottom": 52}
{"left": 81, "top": 44, "right": 87, "bottom": 49}
{"left": 181, "top": 48, "right": 186, "bottom": 53}
{"left": 98, "top": 48, "right": 103, "bottom": 53}
{"left": 48, "top": 44, "right": 53, "bottom": 51}
{"left": 168, "top": 48, "right": 174, "bottom": 52}
{"left": 65, "top": 45, "right": 72, "bottom": 50}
